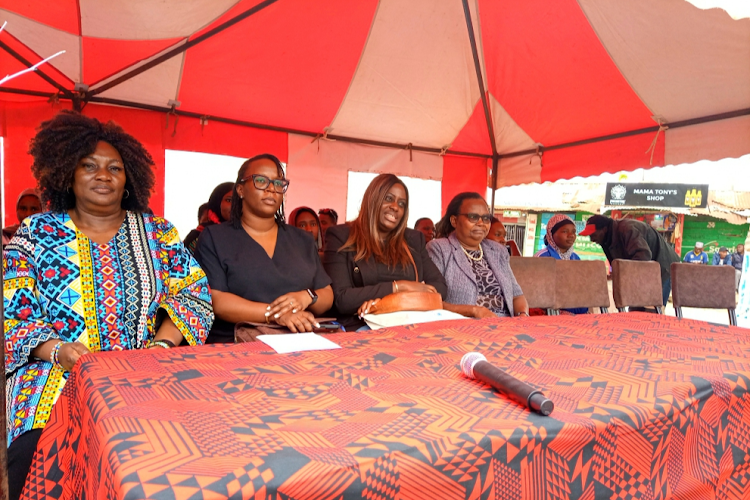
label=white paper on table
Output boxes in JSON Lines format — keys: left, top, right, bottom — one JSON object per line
{"left": 256, "top": 333, "right": 342, "bottom": 354}
{"left": 363, "top": 309, "right": 468, "bottom": 330}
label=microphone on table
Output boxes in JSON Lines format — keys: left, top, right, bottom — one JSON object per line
{"left": 460, "top": 352, "right": 554, "bottom": 416}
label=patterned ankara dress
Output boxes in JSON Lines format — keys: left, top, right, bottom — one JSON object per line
{"left": 3, "top": 211, "right": 214, "bottom": 446}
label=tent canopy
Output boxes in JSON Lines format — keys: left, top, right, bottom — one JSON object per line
{"left": 1, "top": 0, "right": 749, "bottom": 220}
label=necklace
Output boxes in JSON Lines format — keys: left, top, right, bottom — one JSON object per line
{"left": 460, "top": 243, "right": 483, "bottom": 262}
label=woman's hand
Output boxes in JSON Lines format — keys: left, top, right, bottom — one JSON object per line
{"left": 274, "top": 310, "right": 318, "bottom": 333}
{"left": 358, "top": 298, "right": 381, "bottom": 317}
{"left": 57, "top": 342, "right": 92, "bottom": 371}
{"left": 393, "top": 281, "right": 437, "bottom": 294}
{"left": 267, "top": 290, "right": 313, "bottom": 320}
{"left": 472, "top": 306, "right": 496, "bottom": 319}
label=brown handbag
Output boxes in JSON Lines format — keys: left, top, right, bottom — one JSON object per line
{"left": 368, "top": 291, "right": 442, "bottom": 315}
{"left": 234, "top": 318, "right": 342, "bottom": 343}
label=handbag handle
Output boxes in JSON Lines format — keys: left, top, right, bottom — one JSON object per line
{"left": 404, "top": 242, "right": 419, "bottom": 282}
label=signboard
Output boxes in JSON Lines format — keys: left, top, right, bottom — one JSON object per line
{"left": 605, "top": 183, "right": 708, "bottom": 208}
{"left": 523, "top": 214, "right": 538, "bottom": 256}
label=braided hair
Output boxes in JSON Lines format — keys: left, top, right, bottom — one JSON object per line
{"left": 230, "top": 154, "right": 286, "bottom": 229}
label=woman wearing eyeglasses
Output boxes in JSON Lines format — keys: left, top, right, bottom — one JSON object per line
{"left": 428, "top": 192, "right": 528, "bottom": 319}
{"left": 323, "top": 173, "right": 447, "bottom": 330}
{"left": 195, "top": 154, "right": 334, "bottom": 342}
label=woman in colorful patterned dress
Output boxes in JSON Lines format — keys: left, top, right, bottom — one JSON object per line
{"left": 3, "top": 111, "right": 214, "bottom": 500}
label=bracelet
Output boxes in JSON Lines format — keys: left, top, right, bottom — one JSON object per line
{"left": 394, "top": 280, "right": 399, "bottom": 292}
{"left": 148, "top": 339, "right": 175, "bottom": 349}
{"left": 50, "top": 341, "right": 63, "bottom": 366}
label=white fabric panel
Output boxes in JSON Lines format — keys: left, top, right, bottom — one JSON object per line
{"left": 329, "top": 0, "right": 479, "bottom": 149}
{"left": 495, "top": 154, "right": 543, "bottom": 188}
{"left": 665, "top": 115, "right": 750, "bottom": 166}
{"left": 97, "top": 53, "right": 184, "bottom": 107}
{"left": 79, "top": 0, "right": 240, "bottom": 39}
{"left": 0, "top": 9, "right": 81, "bottom": 82}
{"left": 490, "top": 94, "right": 536, "bottom": 155}
{"left": 578, "top": 0, "right": 750, "bottom": 121}
{"left": 286, "top": 134, "right": 444, "bottom": 225}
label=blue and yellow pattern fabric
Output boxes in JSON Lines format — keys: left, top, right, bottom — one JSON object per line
{"left": 3, "top": 211, "right": 214, "bottom": 446}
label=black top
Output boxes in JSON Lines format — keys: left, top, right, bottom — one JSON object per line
{"left": 195, "top": 222, "right": 331, "bottom": 343}
{"left": 600, "top": 219, "right": 680, "bottom": 283}
{"left": 323, "top": 224, "right": 447, "bottom": 329}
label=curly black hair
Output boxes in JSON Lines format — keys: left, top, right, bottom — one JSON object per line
{"left": 230, "top": 154, "right": 286, "bottom": 229}
{"left": 28, "top": 110, "right": 154, "bottom": 212}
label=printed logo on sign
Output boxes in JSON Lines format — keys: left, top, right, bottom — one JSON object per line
{"left": 609, "top": 184, "right": 626, "bottom": 205}
{"left": 684, "top": 189, "right": 702, "bottom": 208}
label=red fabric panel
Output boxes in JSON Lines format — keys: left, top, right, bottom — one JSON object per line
{"left": 178, "top": 0, "right": 378, "bottom": 133}
{"left": 1, "top": 100, "right": 70, "bottom": 225}
{"left": 479, "top": 0, "right": 655, "bottom": 148}
{"left": 83, "top": 105, "right": 166, "bottom": 215}
{"left": 0, "top": 31, "right": 74, "bottom": 91}
{"left": 0, "top": 0, "right": 80, "bottom": 35}
{"left": 441, "top": 155, "right": 488, "bottom": 213}
{"left": 82, "top": 37, "right": 185, "bottom": 85}
{"left": 541, "top": 132, "right": 665, "bottom": 183}
{"left": 450, "top": 100, "right": 492, "bottom": 155}
{"left": 163, "top": 115, "right": 288, "bottom": 162}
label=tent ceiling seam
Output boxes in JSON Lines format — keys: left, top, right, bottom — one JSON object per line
{"left": 88, "top": 0, "right": 280, "bottom": 98}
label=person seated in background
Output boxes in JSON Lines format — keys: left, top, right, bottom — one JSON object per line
{"left": 289, "top": 206, "right": 323, "bottom": 253}
{"left": 732, "top": 244, "right": 744, "bottom": 291}
{"left": 2, "top": 188, "right": 43, "bottom": 241}
{"left": 318, "top": 208, "right": 338, "bottom": 238}
{"left": 4, "top": 111, "right": 213, "bottom": 500}
{"left": 428, "top": 192, "right": 528, "bottom": 319}
{"left": 713, "top": 246, "right": 731, "bottom": 266}
{"left": 183, "top": 182, "right": 235, "bottom": 254}
{"left": 533, "top": 214, "right": 587, "bottom": 314}
{"left": 684, "top": 242, "right": 708, "bottom": 264}
{"left": 414, "top": 217, "right": 435, "bottom": 243}
{"left": 486, "top": 216, "right": 506, "bottom": 244}
{"left": 196, "top": 154, "right": 333, "bottom": 342}
{"left": 324, "top": 173, "right": 446, "bottom": 331}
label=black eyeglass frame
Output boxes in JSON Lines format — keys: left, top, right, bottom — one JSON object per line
{"left": 240, "top": 174, "right": 290, "bottom": 193}
{"left": 457, "top": 213, "right": 492, "bottom": 224}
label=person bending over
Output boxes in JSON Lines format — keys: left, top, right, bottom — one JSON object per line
{"left": 534, "top": 214, "right": 587, "bottom": 314}
{"left": 428, "top": 192, "right": 528, "bottom": 319}
{"left": 4, "top": 111, "right": 213, "bottom": 500}
{"left": 196, "top": 154, "right": 333, "bottom": 342}
{"left": 324, "top": 173, "right": 446, "bottom": 330}
{"left": 183, "top": 181, "right": 234, "bottom": 254}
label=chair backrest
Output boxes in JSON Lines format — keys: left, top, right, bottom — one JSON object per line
{"left": 554, "top": 259, "right": 610, "bottom": 311}
{"left": 507, "top": 240, "right": 521, "bottom": 257}
{"left": 670, "top": 263, "right": 736, "bottom": 309}
{"left": 509, "top": 257, "right": 556, "bottom": 309}
{"left": 611, "top": 259, "right": 663, "bottom": 309}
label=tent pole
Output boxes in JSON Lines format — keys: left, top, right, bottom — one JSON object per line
{"left": 460, "top": 0, "right": 497, "bottom": 159}
{"left": 490, "top": 155, "right": 499, "bottom": 215}
{"left": 89, "top": 0, "right": 280, "bottom": 96}
{"left": 0, "top": 40, "right": 73, "bottom": 98}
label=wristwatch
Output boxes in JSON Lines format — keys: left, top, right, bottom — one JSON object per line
{"left": 306, "top": 288, "right": 318, "bottom": 305}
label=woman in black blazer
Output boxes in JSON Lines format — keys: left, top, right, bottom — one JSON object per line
{"left": 323, "top": 174, "right": 447, "bottom": 330}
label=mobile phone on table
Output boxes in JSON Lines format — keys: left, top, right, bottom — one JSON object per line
{"left": 313, "top": 321, "right": 344, "bottom": 333}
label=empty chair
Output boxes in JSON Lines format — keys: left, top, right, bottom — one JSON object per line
{"left": 509, "top": 257, "right": 556, "bottom": 314}
{"left": 670, "top": 263, "right": 737, "bottom": 326}
{"left": 554, "top": 260, "right": 610, "bottom": 313}
{"left": 612, "top": 259, "right": 664, "bottom": 314}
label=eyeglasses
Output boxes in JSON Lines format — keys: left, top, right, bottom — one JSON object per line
{"left": 318, "top": 208, "right": 338, "bottom": 218}
{"left": 458, "top": 213, "right": 492, "bottom": 224}
{"left": 240, "top": 174, "right": 289, "bottom": 193}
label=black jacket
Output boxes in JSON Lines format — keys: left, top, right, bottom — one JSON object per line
{"left": 600, "top": 219, "right": 680, "bottom": 283}
{"left": 323, "top": 224, "right": 447, "bottom": 328}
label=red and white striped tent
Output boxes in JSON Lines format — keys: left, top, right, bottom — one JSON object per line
{"left": 1, "top": 0, "right": 748, "bottom": 220}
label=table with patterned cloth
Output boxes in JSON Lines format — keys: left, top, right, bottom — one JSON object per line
{"left": 21, "top": 313, "right": 750, "bottom": 499}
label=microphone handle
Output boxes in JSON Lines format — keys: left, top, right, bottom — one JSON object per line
{"left": 473, "top": 360, "right": 554, "bottom": 416}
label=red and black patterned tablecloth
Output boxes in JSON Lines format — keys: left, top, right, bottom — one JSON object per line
{"left": 22, "top": 313, "right": 750, "bottom": 499}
